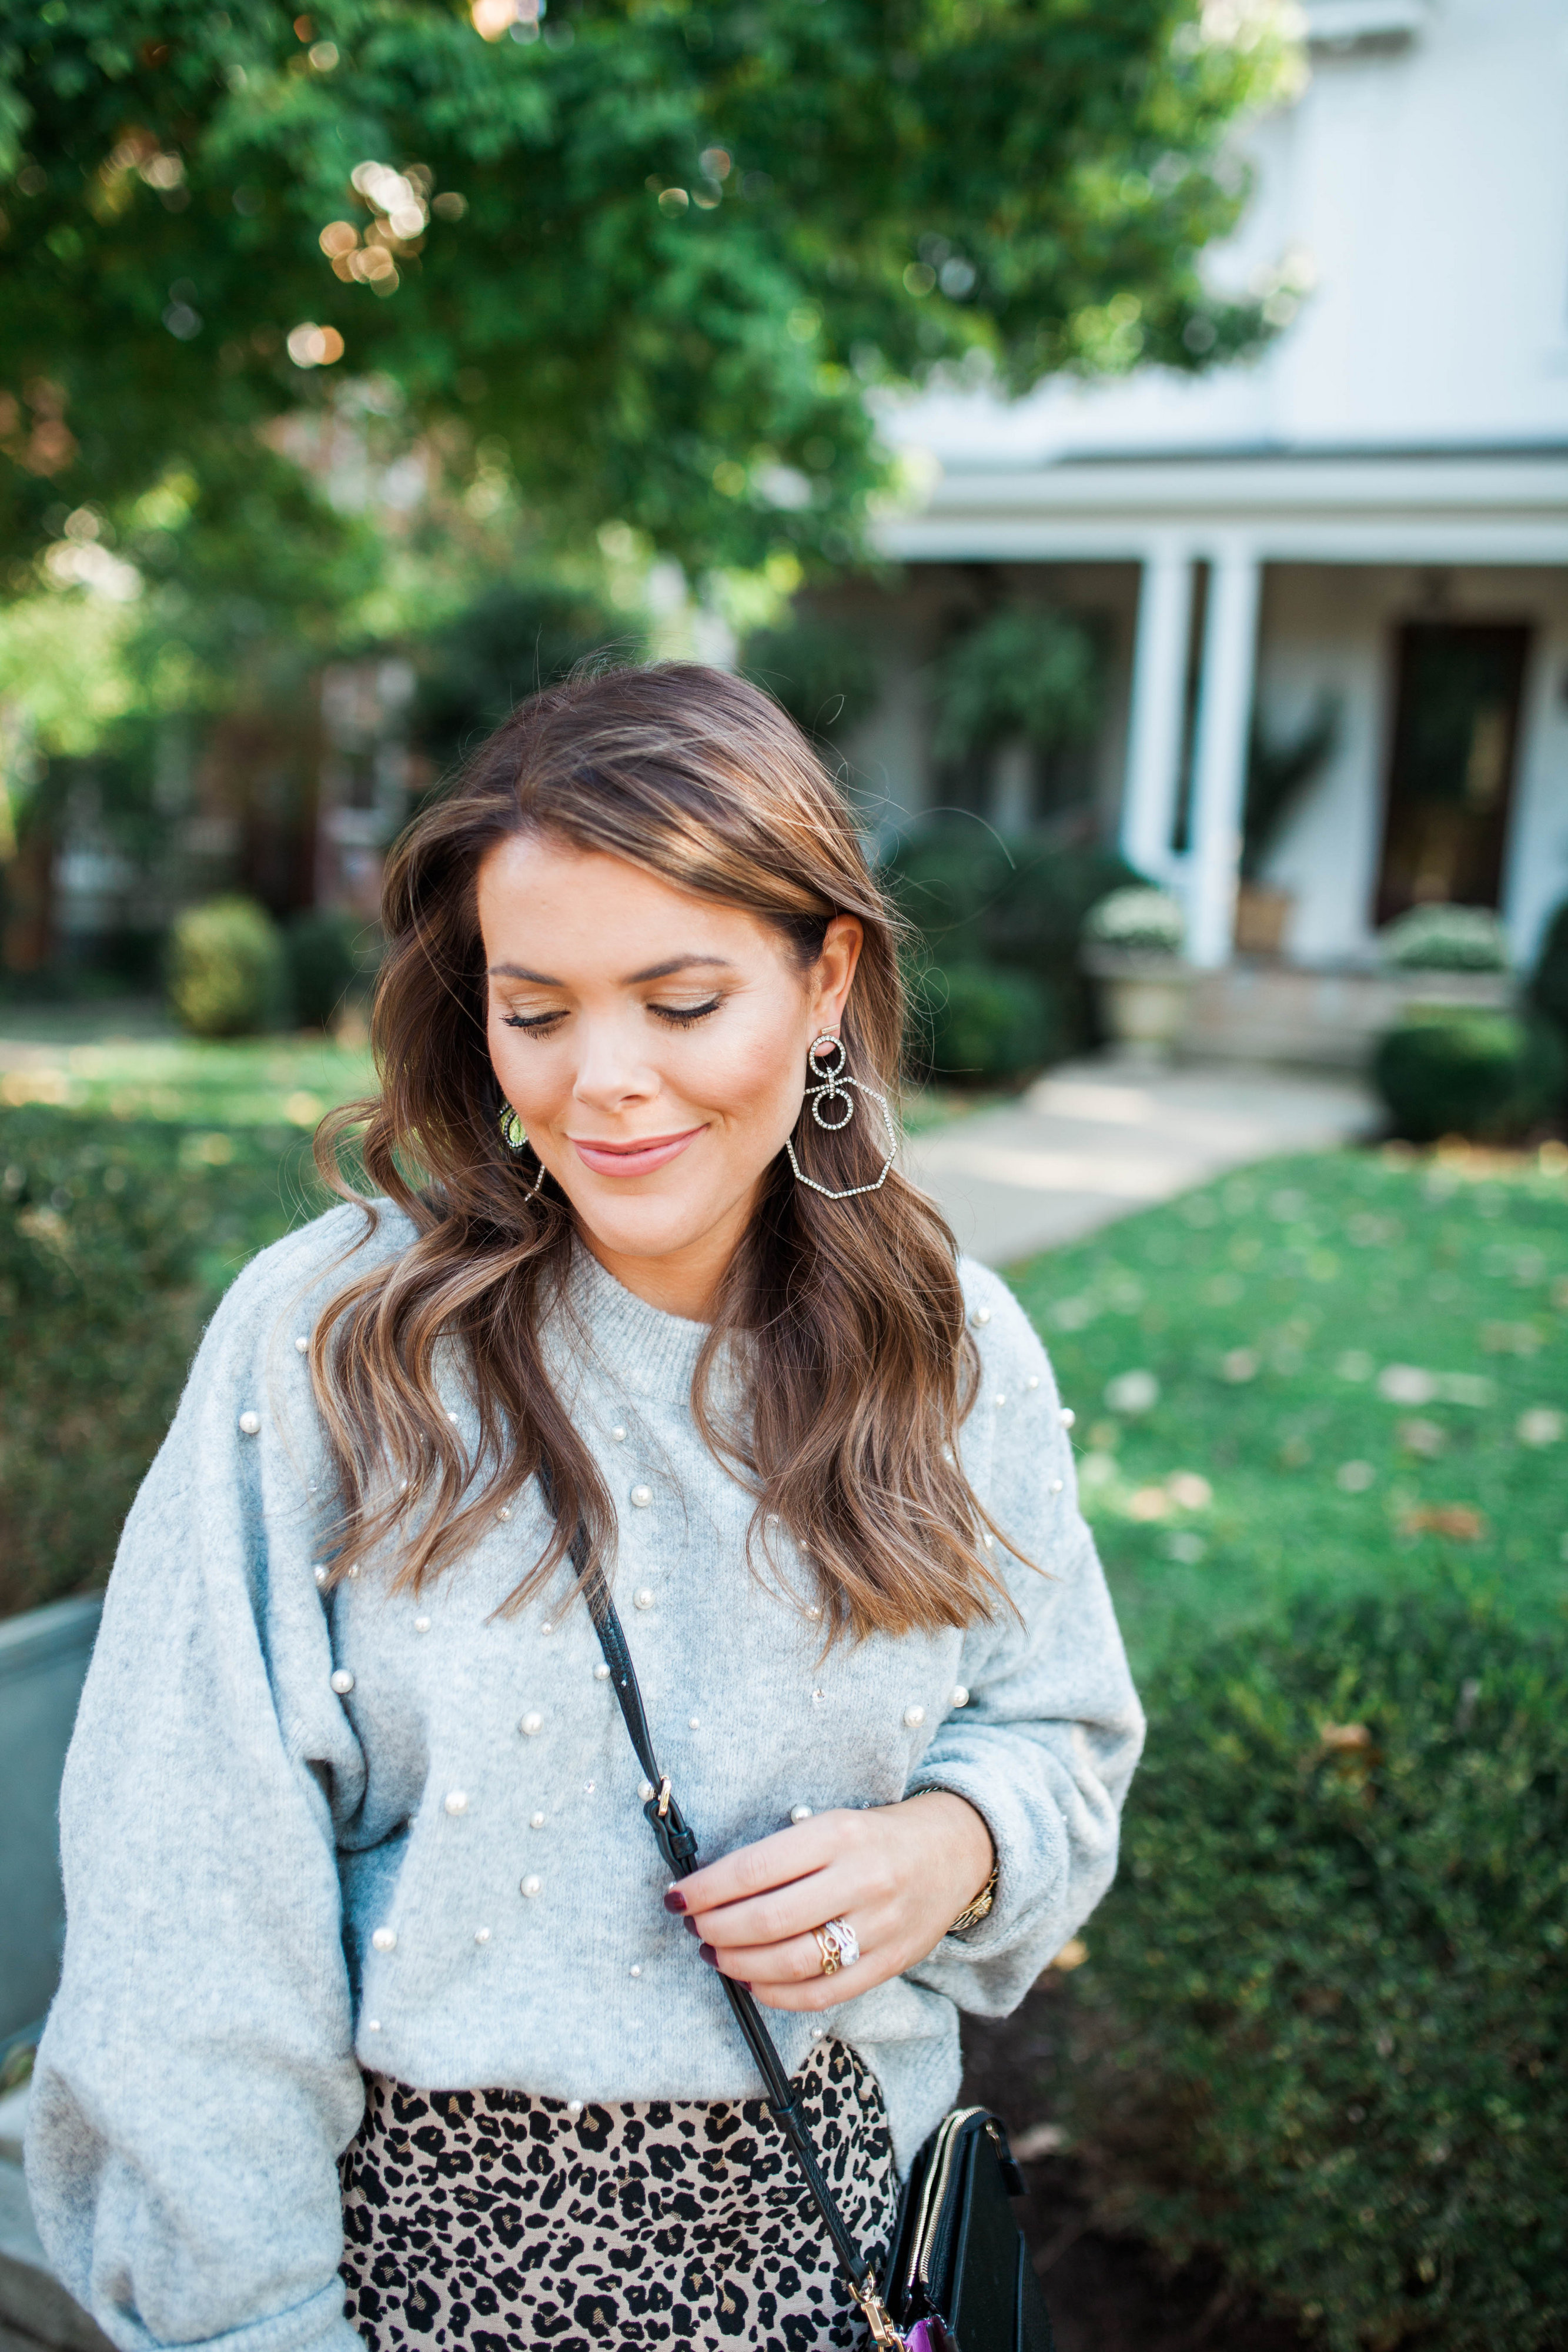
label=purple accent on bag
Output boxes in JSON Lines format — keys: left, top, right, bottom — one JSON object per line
{"left": 905, "top": 2319, "right": 955, "bottom": 2352}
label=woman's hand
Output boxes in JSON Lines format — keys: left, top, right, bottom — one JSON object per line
{"left": 666, "top": 1792, "right": 995, "bottom": 2011}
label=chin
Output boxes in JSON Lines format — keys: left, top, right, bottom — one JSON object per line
{"left": 569, "top": 1192, "right": 721, "bottom": 1271}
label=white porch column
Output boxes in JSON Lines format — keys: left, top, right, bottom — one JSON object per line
{"left": 1186, "top": 541, "right": 1262, "bottom": 969}
{"left": 1119, "top": 540, "right": 1193, "bottom": 881}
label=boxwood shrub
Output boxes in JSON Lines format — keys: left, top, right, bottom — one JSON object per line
{"left": 912, "top": 962, "right": 1062, "bottom": 1080}
{"left": 1061, "top": 1591, "right": 1567, "bottom": 2350}
{"left": 1373, "top": 1011, "right": 1564, "bottom": 1143}
{"left": 168, "top": 896, "right": 291, "bottom": 1038}
{"left": 0, "top": 1106, "right": 317, "bottom": 1618}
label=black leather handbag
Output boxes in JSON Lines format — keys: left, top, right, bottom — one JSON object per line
{"left": 547, "top": 1483, "right": 1055, "bottom": 2352}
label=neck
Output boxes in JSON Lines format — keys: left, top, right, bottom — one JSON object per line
{"left": 576, "top": 1211, "right": 747, "bottom": 1324}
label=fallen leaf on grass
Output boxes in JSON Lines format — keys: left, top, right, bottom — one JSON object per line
{"left": 1399, "top": 1503, "right": 1486, "bottom": 1540}
{"left": 1319, "top": 1722, "right": 1372, "bottom": 1751}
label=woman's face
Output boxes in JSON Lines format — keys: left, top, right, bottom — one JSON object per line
{"left": 477, "top": 834, "right": 862, "bottom": 1318}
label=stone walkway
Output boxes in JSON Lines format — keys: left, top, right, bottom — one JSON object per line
{"left": 904, "top": 1058, "right": 1379, "bottom": 1268}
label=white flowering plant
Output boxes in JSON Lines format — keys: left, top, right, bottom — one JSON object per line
{"left": 1378, "top": 904, "right": 1510, "bottom": 974}
{"left": 1082, "top": 886, "right": 1185, "bottom": 958}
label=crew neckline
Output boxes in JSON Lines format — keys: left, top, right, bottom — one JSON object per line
{"left": 562, "top": 1240, "right": 715, "bottom": 1405}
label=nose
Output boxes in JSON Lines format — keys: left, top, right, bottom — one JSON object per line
{"left": 570, "top": 1011, "right": 661, "bottom": 1114}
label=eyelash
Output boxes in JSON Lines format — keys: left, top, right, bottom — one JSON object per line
{"left": 502, "top": 997, "right": 723, "bottom": 1036}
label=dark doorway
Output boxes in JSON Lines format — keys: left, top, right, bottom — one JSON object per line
{"left": 1376, "top": 622, "right": 1530, "bottom": 923}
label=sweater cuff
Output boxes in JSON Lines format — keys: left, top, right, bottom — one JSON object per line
{"left": 85, "top": 2281, "right": 360, "bottom": 2352}
{"left": 906, "top": 1761, "right": 1061, "bottom": 1960}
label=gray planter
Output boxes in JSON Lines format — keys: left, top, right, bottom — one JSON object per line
{"left": 1082, "top": 947, "right": 1197, "bottom": 1062}
{"left": 0, "top": 1596, "right": 102, "bottom": 2053}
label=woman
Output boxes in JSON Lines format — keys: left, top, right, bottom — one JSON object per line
{"left": 28, "top": 663, "right": 1143, "bottom": 2352}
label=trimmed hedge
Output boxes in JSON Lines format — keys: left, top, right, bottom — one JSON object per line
{"left": 1062, "top": 1591, "right": 1568, "bottom": 2350}
{"left": 0, "top": 1106, "right": 314, "bottom": 1618}
{"left": 284, "top": 907, "right": 382, "bottom": 1031}
{"left": 885, "top": 833, "right": 1141, "bottom": 1064}
{"left": 914, "top": 963, "right": 1061, "bottom": 1080}
{"left": 1531, "top": 895, "right": 1568, "bottom": 1051}
{"left": 1373, "top": 1012, "right": 1564, "bottom": 1143}
{"left": 168, "top": 896, "right": 290, "bottom": 1038}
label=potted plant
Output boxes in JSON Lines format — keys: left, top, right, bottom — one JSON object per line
{"left": 1377, "top": 904, "right": 1512, "bottom": 1014}
{"left": 1081, "top": 885, "right": 1193, "bottom": 1060}
{"left": 1235, "top": 696, "right": 1340, "bottom": 959}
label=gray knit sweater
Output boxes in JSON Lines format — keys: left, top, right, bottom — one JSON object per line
{"left": 26, "top": 1202, "right": 1142, "bottom": 2352}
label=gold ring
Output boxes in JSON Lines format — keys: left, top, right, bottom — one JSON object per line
{"left": 813, "top": 1917, "right": 860, "bottom": 1976}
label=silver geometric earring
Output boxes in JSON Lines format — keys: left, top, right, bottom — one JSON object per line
{"left": 784, "top": 1033, "right": 899, "bottom": 1201}
{"left": 499, "top": 1105, "right": 547, "bottom": 1201}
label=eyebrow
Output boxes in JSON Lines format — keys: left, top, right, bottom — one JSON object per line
{"left": 486, "top": 954, "right": 737, "bottom": 987}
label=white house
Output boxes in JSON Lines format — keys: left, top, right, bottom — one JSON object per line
{"left": 851, "top": 0, "right": 1568, "bottom": 1026}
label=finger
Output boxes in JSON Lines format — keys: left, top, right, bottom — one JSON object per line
{"left": 749, "top": 1951, "right": 889, "bottom": 2014}
{"left": 690, "top": 1862, "right": 875, "bottom": 1956}
{"left": 701, "top": 1929, "right": 837, "bottom": 1989}
{"left": 670, "top": 1819, "right": 842, "bottom": 1920}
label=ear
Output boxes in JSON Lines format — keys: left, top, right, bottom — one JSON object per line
{"left": 804, "top": 916, "right": 863, "bottom": 1037}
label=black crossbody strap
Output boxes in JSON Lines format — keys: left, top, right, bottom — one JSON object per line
{"left": 540, "top": 1474, "right": 872, "bottom": 2298}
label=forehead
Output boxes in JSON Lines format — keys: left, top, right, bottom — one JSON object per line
{"left": 475, "top": 835, "right": 784, "bottom": 971}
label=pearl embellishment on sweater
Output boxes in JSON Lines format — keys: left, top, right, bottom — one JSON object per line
{"left": 790, "top": 1805, "right": 813, "bottom": 1824}
{"left": 414, "top": 1616, "right": 430, "bottom": 1632}
{"left": 1050, "top": 1478, "right": 1064, "bottom": 1494}
{"left": 474, "top": 1928, "right": 491, "bottom": 1945}
{"left": 444, "top": 1790, "right": 469, "bottom": 1816}
{"left": 630, "top": 1484, "right": 652, "bottom": 1508}
{"left": 638, "top": 1780, "right": 654, "bottom": 1801}
{"left": 530, "top": 1812, "right": 546, "bottom": 1828}
{"left": 952, "top": 1685, "right": 970, "bottom": 1708}
{"left": 903, "top": 1705, "right": 925, "bottom": 1729}
{"left": 520, "top": 1712, "right": 543, "bottom": 1736}
{"left": 594, "top": 1663, "right": 610, "bottom": 1681}
{"left": 295, "top": 1335, "right": 309, "bottom": 1355}
{"left": 520, "top": 1875, "right": 541, "bottom": 1897}
{"left": 633, "top": 1587, "right": 654, "bottom": 1610}
{"left": 330, "top": 1669, "right": 355, "bottom": 1695}
{"left": 970, "top": 1305, "right": 991, "bottom": 1327}
{"left": 238, "top": 1411, "right": 260, "bottom": 1436}
{"left": 567, "top": 2100, "right": 583, "bottom": 2119}
{"left": 611, "top": 1426, "right": 627, "bottom": 1443}
{"left": 1059, "top": 1402, "right": 1072, "bottom": 1422}
{"left": 313, "top": 1565, "right": 327, "bottom": 1586}
{"left": 372, "top": 1927, "right": 396, "bottom": 1952}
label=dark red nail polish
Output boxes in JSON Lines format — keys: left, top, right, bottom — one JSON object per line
{"left": 698, "top": 1942, "right": 717, "bottom": 1966}
{"left": 663, "top": 1888, "right": 687, "bottom": 1913}
{"left": 683, "top": 1916, "right": 699, "bottom": 1937}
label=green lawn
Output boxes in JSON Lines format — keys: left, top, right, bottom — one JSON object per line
{"left": 1007, "top": 1144, "right": 1568, "bottom": 1675}
{"left": 0, "top": 1006, "right": 377, "bottom": 1129}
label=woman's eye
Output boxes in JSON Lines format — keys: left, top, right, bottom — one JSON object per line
{"left": 650, "top": 997, "right": 722, "bottom": 1028}
{"left": 502, "top": 1010, "right": 566, "bottom": 1033}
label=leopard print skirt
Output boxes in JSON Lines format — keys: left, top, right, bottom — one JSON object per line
{"left": 339, "top": 2037, "right": 898, "bottom": 2351}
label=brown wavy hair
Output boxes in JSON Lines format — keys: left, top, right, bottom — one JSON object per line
{"left": 310, "top": 660, "right": 1008, "bottom": 1641}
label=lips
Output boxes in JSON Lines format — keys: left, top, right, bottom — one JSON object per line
{"left": 570, "top": 1127, "right": 706, "bottom": 1179}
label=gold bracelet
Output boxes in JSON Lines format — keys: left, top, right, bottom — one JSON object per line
{"left": 947, "top": 1859, "right": 998, "bottom": 1936}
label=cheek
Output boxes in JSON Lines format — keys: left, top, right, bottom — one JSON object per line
{"left": 489, "top": 1018, "right": 567, "bottom": 1111}
{"left": 694, "top": 1007, "right": 807, "bottom": 1132}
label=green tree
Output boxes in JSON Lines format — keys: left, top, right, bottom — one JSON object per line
{"left": 0, "top": 0, "right": 1297, "bottom": 580}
